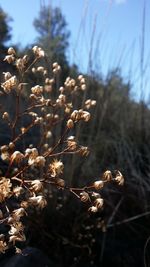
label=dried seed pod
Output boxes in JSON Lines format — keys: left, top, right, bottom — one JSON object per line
{"left": 4, "top": 55, "right": 15, "bottom": 64}
{"left": 3, "top": 72, "right": 12, "bottom": 81}
{"left": 30, "top": 180, "right": 43, "bottom": 192}
{"left": 79, "top": 146, "right": 89, "bottom": 156}
{"left": 2, "top": 112, "right": 10, "bottom": 120}
{"left": 9, "top": 142, "right": 15, "bottom": 150}
{"left": 94, "top": 198, "right": 104, "bottom": 209}
{"left": 28, "top": 196, "right": 47, "bottom": 209}
{"left": 32, "top": 46, "right": 45, "bottom": 57}
{"left": 8, "top": 47, "right": 16, "bottom": 55}
{"left": 88, "top": 206, "right": 98, "bottom": 213}
{"left": 80, "top": 192, "right": 89, "bottom": 202}
{"left": 67, "top": 119, "right": 74, "bottom": 129}
{"left": 93, "top": 180, "right": 104, "bottom": 190}
{"left": 82, "top": 111, "right": 90, "bottom": 122}
{"left": 0, "top": 240, "right": 8, "bottom": 253}
{"left": 81, "top": 84, "right": 86, "bottom": 91}
{"left": 70, "top": 110, "right": 79, "bottom": 121}
{"left": 11, "top": 151, "right": 24, "bottom": 163}
{"left": 115, "top": 170, "right": 124, "bottom": 185}
{"left": 49, "top": 159, "right": 64, "bottom": 177}
{"left": 13, "top": 186, "right": 24, "bottom": 197}
{"left": 31, "top": 85, "right": 43, "bottom": 95}
{"left": 35, "top": 156, "right": 46, "bottom": 167}
{"left": 102, "top": 170, "right": 112, "bottom": 182}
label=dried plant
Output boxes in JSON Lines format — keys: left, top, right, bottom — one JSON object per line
{"left": 0, "top": 46, "right": 124, "bottom": 254}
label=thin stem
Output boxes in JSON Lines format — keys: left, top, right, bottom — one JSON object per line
{"left": 24, "top": 57, "right": 39, "bottom": 74}
{"left": 12, "top": 92, "right": 20, "bottom": 140}
{"left": 44, "top": 128, "right": 68, "bottom": 158}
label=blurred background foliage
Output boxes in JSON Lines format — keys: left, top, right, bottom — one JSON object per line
{"left": 0, "top": 3, "right": 150, "bottom": 267}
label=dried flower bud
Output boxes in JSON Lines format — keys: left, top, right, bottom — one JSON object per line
{"left": 59, "top": 94, "right": 65, "bottom": 101}
{"left": 85, "top": 99, "right": 96, "bottom": 109}
{"left": 1, "top": 145, "right": 9, "bottom": 153}
{"left": 50, "top": 79, "right": 55, "bottom": 84}
{"left": 80, "top": 192, "right": 89, "bottom": 202}
{"left": 71, "top": 110, "right": 79, "bottom": 121}
{"left": 9, "top": 142, "right": 15, "bottom": 150}
{"left": 0, "top": 177, "right": 12, "bottom": 202}
{"left": 26, "top": 147, "right": 38, "bottom": 156}
{"left": 45, "top": 78, "right": 50, "bottom": 84}
{"left": 15, "top": 247, "right": 22, "bottom": 254}
{"left": 67, "top": 119, "right": 74, "bottom": 129}
{"left": 88, "top": 206, "right": 98, "bottom": 213}
{"left": 26, "top": 148, "right": 38, "bottom": 165}
{"left": 37, "top": 66, "right": 44, "bottom": 72}
{"left": 43, "top": 70, "right": 47, "bottom": 75}
{"left": 32, "top": 46, "right": 45, "bottom": 58}
{"left": 2, "top": 112, "right": 9, "bottom": 120}
{"left": 1, "top": 151, "right": 10, "bottom": 161}
{"left": 3, "top": 72, "right": 12, "bottom": 81}
{"left": 32, "top": 46, "right": 38, "bottom": 53}
{"left": 9, "top": 222, "right": 24, "bottom": 236}
{"left": 67, "top": 139, "right": 77, "bottom": 151}
{"left": 0, "top": 241, "right": 8, "bottom": 253}
{"left": 91, "top": 100, "right": 96, "bottom": 106}
{"left": 8, "top": 47, "right": 16, "bottom": 55}
{"left": 9, "top": 235, "right": 25, "bottom": 245}
{"left": 11, "top": 151, "right": 24, "bottom": 163}
{"left": 67, "top": 136, "right": 75, "bottom": 141}
{"left": 22, "top": 55, "right": 29, "bottom": 64}
{"left": 31, "top": 180, "right": 43, "bottom": 192}
{"left": 94, "top": 198, "right": 104, "bottom": 209}
{"left": 34, "top": 117, "right": 43, "bottom": 124}
{"left": 59, "top": 86, "right": 64, "bottom": 93}
{"left": 13, "top": 186, "right": 24, "bottom": 197}
{"left": 81, "top": 84, "right": 86, "bottom": 91}
{"left": 1, "top": 148, "right": 10, "bottom": 161}
{"left": 16, "top": 58, "right": 24, "bottom": 70}
{"left": 4, "top": 55, "right": 15, "bottom": 64}
{"left": 35, "top": 156, "right": 46, "bottom": 167}
{"left": 31, "top": 85, "right": 43, "bottom": 95}
{"left": 115, "top": 170, "right": 124, "bottom": 185}
{"left": 28, "top": 196, "right": 47, "bottom": 209}
{"left": 53, "top": 62, "right": 58, "bottom": 68}
{"left": 46, "top": 131, "right": 52, "bottom": 139}
{"left": 32, "top": 67, "right": 36, "bottom": 73}
{"left": 1, "top": 76, "right": 17, "bottom": 94}
{"left": 29, "top": 112, "right": 38, "bottom": 118}
{"left": 12, "top": 208, "right": 25, "bottom": 220}
{"left": 91, "top": 192, "right": 101, "bottom": 199}
{"left": 80, "top": 77, "right": 86, "bottom": 84}
{"left": 93, "top": 180, "right": 104, "bottom": 190}
{"left": 38, "top": 48, "right": 45, "bottom": 57}
{"left": 49, "top": 159, "right": 64, "bottom": 177}
{"left": 20, "top": 201, "right": 28, "bottom": 209}
{"left": 102, "top": 170, "right": 112, "bottom": 182}
{"left": 78, "top": 75, "right": 83, "bottom": 80}
{"left": 82, "top": 111, "right": 91, "bottom": 122}
{"left": 21, "top": 127, "right": 26, "bottom": 134}
{"left": 53, "top": 67, "right": 61, "bottom": 74}
{"left": 54, "top": 114, "right": 59, "bottom": 120}
{"left": 79, "top": 146, "right": 89, "bottom": 156}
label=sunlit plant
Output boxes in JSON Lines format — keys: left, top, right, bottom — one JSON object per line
{"left": 0, "top": 46, "right": 124, "bottom": 253}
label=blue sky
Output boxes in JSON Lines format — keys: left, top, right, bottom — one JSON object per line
{"left": 0, "top": 0, "right": 150, "bottom": 100}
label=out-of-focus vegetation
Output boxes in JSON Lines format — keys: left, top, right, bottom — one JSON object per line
{"left": 0, "top": 3, "right": 150, "bottom": 267}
